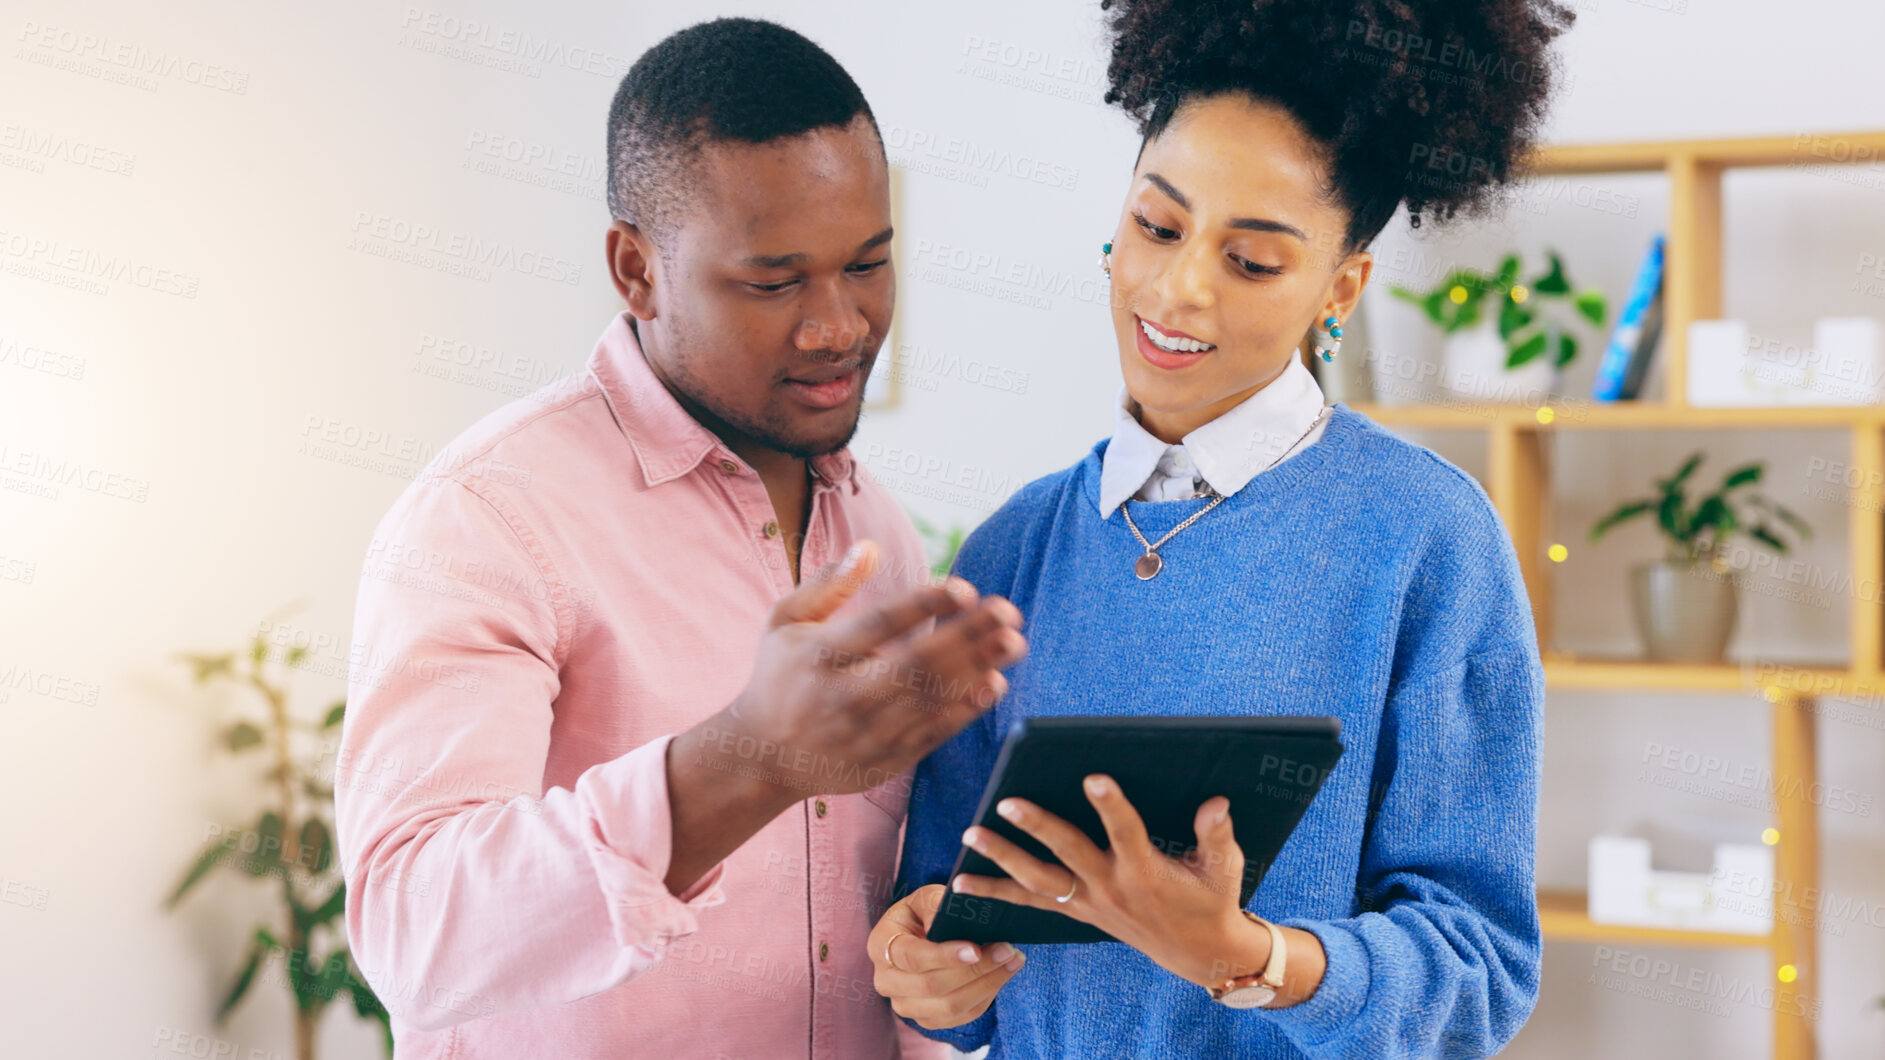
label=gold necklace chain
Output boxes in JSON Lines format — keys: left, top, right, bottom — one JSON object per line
{"left": 1117, "top": 405, "right": 1330, "bottom": 580}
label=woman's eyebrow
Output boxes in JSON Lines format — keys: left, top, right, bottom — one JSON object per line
{"left": 1144, "top": 171, "right": 1307, "bottom": 242}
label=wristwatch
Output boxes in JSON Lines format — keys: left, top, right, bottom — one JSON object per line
{"left": 1207, "top": 910, "right": 1287, "bottom": 1009}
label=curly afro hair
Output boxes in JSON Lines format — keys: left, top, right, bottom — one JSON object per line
{"left": 1100, "top": 0, "right": 1577, "bottom": 254}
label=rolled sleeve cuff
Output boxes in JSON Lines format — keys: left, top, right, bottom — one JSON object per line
{"left": 578, "top": 733, "right": 729, "bottom": 951}
{"left": 1263, "top": 919, "right": 1372, "bottom": 1049}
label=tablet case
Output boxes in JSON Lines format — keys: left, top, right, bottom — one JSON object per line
{"left": 925, "top": 715, "right": 1344, "bottom": 945}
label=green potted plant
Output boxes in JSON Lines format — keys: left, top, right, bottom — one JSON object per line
{"left": 1588, "top": 453, "right": 1812, "bottom": 662}
{"left": 166, "top": 620, "right": 391, "bottom": 1059}
{"left": 1389, "top": 250, "right": 1607, "bottom": 402}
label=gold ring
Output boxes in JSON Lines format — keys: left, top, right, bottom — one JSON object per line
{"left": 1055, "top": 879, "right": 1077, "bottom": 904}
{"left": 883, "top": 930, "right": 912, "bottom": 968}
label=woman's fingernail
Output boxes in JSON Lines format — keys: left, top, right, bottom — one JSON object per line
{"left": 988, "top": 943, "right": 1015, "bottom": 963}
{"left": 1085, "top": 775, "right": 1110, "bottom": 796}
{"left": 957, "top": 945, "right": 978, "bottom": 963}
{"left": 1007, "top": 952, "right": 1026, "bottom": 972}
{"left": 962, "top": 827, "right": 984, "bottom": 851}
{"left": 996, "top": 800, "right": 1021, "bottom": 821}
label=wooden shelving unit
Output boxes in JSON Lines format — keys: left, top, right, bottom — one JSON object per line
{"left": 1352, "top": 130, "right": 1885, "bottom": 1060}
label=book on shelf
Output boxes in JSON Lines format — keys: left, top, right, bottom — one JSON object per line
{"left": 1592, "top": 233, "right": 1666, "bottom": 402}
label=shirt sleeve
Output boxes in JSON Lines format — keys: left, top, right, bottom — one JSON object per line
{"left": 1259, "top": 639, "right": 1545, "bottom": 1059}
{"left": 334, "top": 473, "right": 728, "bottom": 1033}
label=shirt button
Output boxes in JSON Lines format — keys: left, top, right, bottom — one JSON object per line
{"left": 814, "top": 799, "right": 828, "bottom": 818}
{"left": 818, "top": 941, "right": 830, "bottom": 962}
{"left": 762, "top": 520, "right": 780, "bottom": 538}
{"left": 718, "top": 459, "right": 739, "bottom": 474}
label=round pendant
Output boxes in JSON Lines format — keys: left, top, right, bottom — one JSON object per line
{"left": 1134, "top": 552, "right": 1163, "bottom": 580}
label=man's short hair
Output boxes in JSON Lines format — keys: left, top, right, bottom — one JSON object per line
{"left": 605, "top": 17, "right": 882, "bottom": 247}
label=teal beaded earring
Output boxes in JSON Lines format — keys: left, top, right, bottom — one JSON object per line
{"left": 1312, "top": 313, "right": 1343, "bottom": 361}
{"left": 1098, "top": 240, "right": 1113, "bottom": 277}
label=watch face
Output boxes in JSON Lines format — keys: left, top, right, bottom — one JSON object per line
{"left": 1218, "top": 984, "right": 1277, "bottom": 1010}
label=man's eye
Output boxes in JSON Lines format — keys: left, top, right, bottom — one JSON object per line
{"left": 847, "top": 259, "right": 888, "bottom": 274}
{"left": 749, "top": 280, "right": 798, "bottom": 293}
{"left": 1132, "top": 212, "right": 1177, "bottom": 241}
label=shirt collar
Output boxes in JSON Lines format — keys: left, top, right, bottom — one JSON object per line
{"left": 1096, "top": 354, "right": 1326, "bottom": 517}
{"left": 587, "top": 313, "right": 857, "bottom": 490}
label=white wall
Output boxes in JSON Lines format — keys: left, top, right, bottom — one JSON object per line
{"left": 3, "top": 0, "right": 1883, "bottom": 1056}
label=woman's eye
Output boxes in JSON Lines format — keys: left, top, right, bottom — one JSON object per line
{"left": 1132, "top": 212, "right": 1177, "bottom": 241}
{"left": 1236, "top": 257, "right": 1283, "bottom": 277}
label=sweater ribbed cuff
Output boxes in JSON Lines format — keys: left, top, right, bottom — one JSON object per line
{"left": 1263, "top": 919, "right": 1371, "bottom": 1048}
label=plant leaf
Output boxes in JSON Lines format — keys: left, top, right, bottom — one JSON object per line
{"left": 1496, "top": 254, "right": 1522, "bottom": 289}
{"left": 1749, "top": 524, "right": 1788, "bottom": 554}
{"left": 1574, "top": 289, "right": 1608, "bottom": 326}
{"left": 1691, "top": 495, "right": 1731, "bottom": 539}
{"left": 1532, "top": 252, "right": 1571, "bottom": 295}
{"left": 1555, "top": 332, "right": 1577, "bottom": 368}
{"left": 1589, "top": 500, "right": 1653, "bottom": 540}
{"left": 1507, "top": 332, "right": 1548, "bottom": 369}
{"left": 1662, "top": 452, "right": 1704, "bottom": 490}
{"left": 299, "top": 818, "right": 334, "bottom": 875}
{"left": 1422, "top": 288, "right": 1448, "bottom": 326}
{"left": 1721, "top": 463, "right": 1763, "bottom": 490}
{"left": 1658, "top": 488, "right": 1687, "bottom": 540}
{"left": 1498, "top": 298, "right": 1532, "bottom": 341}
{"left": 215, "top": 928, "right": 279, "bottom": 1024}
{"left": 230, "top": 812, "right": 285, "bottom": 878}
{"left": 308, "top": 881, "right": 348, "bottom": 929}
{"left": 323, "top": 701, "right": 346, "bottom": 729}
{"left": 180, "top": 652, "right": 236, "bottom": 685}
{"left": 223, "top": 720, "right": 265, "bottom": 753}
{"left": 165, "top": 844, "right": 228, "bottom": 908}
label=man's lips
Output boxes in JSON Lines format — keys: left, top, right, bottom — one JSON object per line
{"left": 785, "top": 361, "right": 862, "bottom": 385}
{"left": 783, "top": 362, "right": 865, "bottom": 409}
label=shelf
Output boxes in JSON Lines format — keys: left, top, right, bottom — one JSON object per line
{"left": 1528, "top": 130, "right": 1885, "bottom": 176}
{"left": 1543, "top": 654, "right": 1866, "bottom": 697}
{"left": 1350, "top": 401, "right": 1882, "bottom": 431}
{"left": 1538, "top": 889, "right": 1774, "bottom": 949}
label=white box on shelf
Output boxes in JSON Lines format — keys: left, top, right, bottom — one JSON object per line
{"left": 1688, "top": 320, "right": 1771, "bottom": 406}
{"left": 1587, "top": 835, "right": 1772, "bottom": 935}
{"left": 1804, "top": 316, "right": 1883, "bottom": 405}
{"left": 1693, "top": 317, "right": 1885, "bottom": 406}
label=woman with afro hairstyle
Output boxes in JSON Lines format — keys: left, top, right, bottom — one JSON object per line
{"left": 871, "top": 1, "right": 1579, "bottom": 1057}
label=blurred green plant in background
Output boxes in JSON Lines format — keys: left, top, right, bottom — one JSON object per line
{"left": 165, "top": 617, "right": 390, "bottom": 1059}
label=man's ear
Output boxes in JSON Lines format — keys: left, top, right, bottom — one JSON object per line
{"left": 606, "top": 219, "right": 658, "bottom": 321}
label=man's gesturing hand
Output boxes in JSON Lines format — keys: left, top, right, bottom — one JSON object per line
{"left": 716, "top": 539, "right": 1027, "bottom": 795}
{"left": 663, "top": 539, "right": 1026, "bottom": 895}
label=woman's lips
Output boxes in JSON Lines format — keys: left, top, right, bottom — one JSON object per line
{"left": 1134, "top": 316, "right": 1214, "bottom": 371}
{"left": 784, "top": 369, "right": 861, "bottom": 409}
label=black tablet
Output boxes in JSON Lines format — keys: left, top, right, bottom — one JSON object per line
{"left": 924, "top": 715, "right": 1344, "bottom": 945}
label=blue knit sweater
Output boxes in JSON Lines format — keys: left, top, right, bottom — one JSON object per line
{"left": 895, "top": 404, "right": 1544, "bottom": 1059}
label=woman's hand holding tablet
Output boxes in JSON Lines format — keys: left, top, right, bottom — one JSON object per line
{"left": 869, "top": 884, "right": 1026, "bottom": 1030}
{"left": 952, "top": 774, "right": 1272, "bottom": 992}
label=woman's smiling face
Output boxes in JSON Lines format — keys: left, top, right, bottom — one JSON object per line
{"left": 1109, "top": 93, "right": 1373, "bottom": 442}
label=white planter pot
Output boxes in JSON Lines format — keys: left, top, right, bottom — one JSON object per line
{"left": 1441, "top": 319, "right": 1558, "bottom": 404}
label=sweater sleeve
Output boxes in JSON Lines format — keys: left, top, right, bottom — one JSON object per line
{"left": 885, "top": 502, "right": 1032, "bottom": 1052}
{"left": 1259, "top": 637, "right": 1545, "bottom": 1058}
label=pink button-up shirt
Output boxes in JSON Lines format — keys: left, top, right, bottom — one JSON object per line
{"left": 336, "top": 312, "right": 951, "bottom": 1059}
